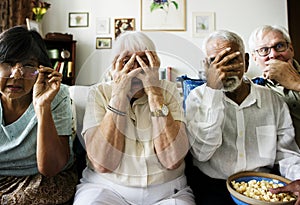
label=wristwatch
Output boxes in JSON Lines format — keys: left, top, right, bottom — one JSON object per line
{"left": 151, "top": 104, "right": 169, "bottom": 117}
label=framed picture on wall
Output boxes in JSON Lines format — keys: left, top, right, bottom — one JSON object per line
{"left": 141, "top": 0, "right": 186, "bottom": 31}
{"left": 114, "top": 18, "right": 135, "bottom": 39}
{"left": 96, "top": 17, "right": 110, "bottom": 34}
{"left": 69, "top": 12, "right": 89, "bottom": 27}
{"left": 96, "top": 37, "right": 112, "bottom": 49}
{"left": 192, "top": 12, "right": 215, "bottom": 38}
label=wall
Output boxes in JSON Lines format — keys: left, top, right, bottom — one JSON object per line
{"left": 42, "top": 0, "right": 288, "bottom": 85}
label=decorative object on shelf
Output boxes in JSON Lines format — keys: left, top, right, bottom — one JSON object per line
{"left": 192, "top": 12, "right": 215, "bottom": 38}
{"left": 96, "top": 37, "right": 112, "bottom": 49}
{"left": 141, "top": 0, "right": 186, "bottom": 31}
{"left": 31, "top": 0, "right": 51, "bottom": 22}
{"left": 96, "top": 17, "right": 110, "bottom": 34}
{"left": 26, "top": 18, "right": 43, "bottom": 37}
{"left": 69, "top": 12, "right": 89, "bottom": 27}
{"left": 114, "top": 18, "right": 135, "bottom": 39}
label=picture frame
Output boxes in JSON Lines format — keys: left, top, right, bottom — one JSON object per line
{"left": 69, "top": 12, "right": 89, "bottom": 27}
{"left": 141, "top": 0, "right": 186, "bottom": 31}
{"left": 192, "top": 12, "right": 215, "bottom": 38}
{"left": 96, "top": 37, "right": 112, "bottom": 49}
{"left": 114, "top": 18, "right": 135, "bottom": 39}
{"left": 96, "top": 17, "right": 110, "bottom": 34}
{"left": 26, "top": 18, "right": 43, "bottom": 37}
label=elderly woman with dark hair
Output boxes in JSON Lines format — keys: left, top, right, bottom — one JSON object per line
{"left": 0, "top": 26, "right": 77, "bottom": 204}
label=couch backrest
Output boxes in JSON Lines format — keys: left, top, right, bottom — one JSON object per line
{"left": 68, "top": 85, "right": 92, "bottom": 148}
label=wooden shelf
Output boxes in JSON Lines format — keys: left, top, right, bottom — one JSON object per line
{"left": 44, "top": 33, "right": 77, "bottom": 85}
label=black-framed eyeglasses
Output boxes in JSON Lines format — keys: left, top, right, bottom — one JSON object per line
{"left": 0, "top": 63, "right": 39, "bottom": 80}
{"left": 255, "top": 41, "right": 289, "bottom": 57}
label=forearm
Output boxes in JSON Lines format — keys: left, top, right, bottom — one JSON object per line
{"left": 35, "top": 105, "right": 70, "bottom": 177}
{"left": 148, "top": 87, "right": 188, "bottom": 169}
{"left": 153, "top": 118, "right": 189, "bottom": 169}
{"left": 186, "top": 86, "right": 224, "bottom": 161}
{"left": 85, "top": 109, "right": 126, "bottom": 172}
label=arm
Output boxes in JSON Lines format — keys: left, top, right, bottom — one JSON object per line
{"left": 136, "top": 51, "right": 189, "bottom": 169}
{"left": 33, "top": 67, "right": 70, "bottom": 177}
{"left": 275, "top": 98, "right": 300, "bottom": 180}
{"left": 148, "top": 87, "right": 189, "bottom": 169}
{"left": 186, "top": 86, "right": 224, "bottom": 161}
{"left": 84, "top": 90, "right": 127, "bottom": 173}
{"left": 84, "top": 51, "right": 142, "bottom": 173}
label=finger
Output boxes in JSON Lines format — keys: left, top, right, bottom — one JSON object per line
{"left": 48, "top": 75, "right": 63, "bottom": 83}
{"left": 115, "top": 51, "right": 129, "bottom": 71}
{"left": 136, "top": 55, "right": 148, "bottom": 72}
{"left": 145, "top": 50, "right": 160, "bottom": 68}
{"left": 213, "top": 47, "right": 231, "bottom": 64}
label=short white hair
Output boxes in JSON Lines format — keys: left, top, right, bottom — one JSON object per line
{"left": 248, "top": 25, "right": 291, "bottom": 52}
{"left": 111, "top": 31, "right": 156, "bottom": 62}
{"left": 202, "top": 30, "right": 245, "bottom": 56}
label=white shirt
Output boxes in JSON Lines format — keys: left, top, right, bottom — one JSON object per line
{"left": 82, "top": 80, "right": 186, "bottom": 187}
{"left": 186, "top": 79, "right": 300, "bottom": 180}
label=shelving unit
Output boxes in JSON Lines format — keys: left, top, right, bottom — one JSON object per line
{"left": 44, "top": 33, "right": 77, "bottom": 85}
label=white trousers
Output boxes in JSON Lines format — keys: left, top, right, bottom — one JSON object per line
{"left": 73, "top": 168, "right": 195, "bottom": 205}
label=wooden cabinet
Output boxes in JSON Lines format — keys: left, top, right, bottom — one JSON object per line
{"left": 44, "top": 33, "right": 77, "bottom": 85}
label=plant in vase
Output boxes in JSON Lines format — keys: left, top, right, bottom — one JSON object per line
{"left": 31, "top": 0, "right": 51, "bottom": 22}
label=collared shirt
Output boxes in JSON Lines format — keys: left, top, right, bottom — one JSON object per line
{"left": 0, "top": 84, "right": 74, "bottom": 176}
{"left": 263, "top": 60, "right": 300, "bottom": 147}
{"left": 82, "top": 80, "right": 185, "bottom": 187}
{"left": 186, "top": 79, "right": 300, "bottom": 181}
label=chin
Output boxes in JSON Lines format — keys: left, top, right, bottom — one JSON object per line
{"left": 222, "top": 76, "right": 242, "bottom": 92}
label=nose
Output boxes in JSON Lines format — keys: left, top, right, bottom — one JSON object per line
{"left": 9, "top": 67, "right": 23, "bottom": 79}
{"left": 268, "top": 47, "right": 280, "bottom": 59}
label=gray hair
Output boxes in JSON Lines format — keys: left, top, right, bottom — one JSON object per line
{"left": 202, "top": 30, "right": 245, "bottom": 56}
{"left": 111, "top": 31, "right": 156, "bottom": 62}
{"left": 248, "top": 25, "right": 291, "bottom": 52}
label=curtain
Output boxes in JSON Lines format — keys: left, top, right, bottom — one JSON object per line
{"left": 0, "top": 0, "right": 33, "bottom": 32}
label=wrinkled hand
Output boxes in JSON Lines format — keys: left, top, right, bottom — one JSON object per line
{"left": 33, "top": 66, "right": 62, "bottom": 107}
{"left": 270, "top": 179, "right": 300, "bottom": 205}
{"left": 111, "top": 51, "right": 142, "bottom": 99}
{"left": 264, "top": 59, "right": 300, "bottom": 90}
{"left": 205, "top": 48, "right": 243, "bottom": 90}
{"left": 135, "top": 50, "right": 161, "bottom": 95}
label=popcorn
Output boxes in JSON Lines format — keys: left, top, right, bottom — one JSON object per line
{"left": 231, "top": 179, "right": 296, "bottom": 202}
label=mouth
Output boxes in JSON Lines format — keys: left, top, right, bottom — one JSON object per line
{"left": 6, "top": 84, "right": 23, "bottom": 91}
{"left": 131, "top": 77, "right": 142, "bottom": 85}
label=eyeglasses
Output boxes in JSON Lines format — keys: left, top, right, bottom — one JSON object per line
{"left": 255, "top": 41, "right": 289, "bottom": 57}
{"left": 0, "top": 63, "right": 39, "bottom": 80}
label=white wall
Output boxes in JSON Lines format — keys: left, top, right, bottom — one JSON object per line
{"left": 42, "top": 0, "right": 288, "bottom": 85}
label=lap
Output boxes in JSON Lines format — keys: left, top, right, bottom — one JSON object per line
{"left": 0, "top": 165, "right": 78, "bottom": 205}
{"left": 74, "top": 180, "right": 195, "bottom": 205}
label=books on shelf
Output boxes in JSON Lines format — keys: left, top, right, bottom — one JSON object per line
{"left": 159, "top": 66, "right": 173, "bottom": 81}
{"left": 53, "top": 60, "right": 73, "bottom": 79}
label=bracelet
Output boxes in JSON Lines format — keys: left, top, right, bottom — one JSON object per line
{"left": 107, "top": 105, "right": 126, "bottom": 116}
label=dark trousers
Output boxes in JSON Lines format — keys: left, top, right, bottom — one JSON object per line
{"left": 185, "top": 153, "right": 236, "bottom": 205}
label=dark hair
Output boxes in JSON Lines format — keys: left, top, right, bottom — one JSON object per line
{"left": 0, "top": 25, "right": 51, "bottom": 67}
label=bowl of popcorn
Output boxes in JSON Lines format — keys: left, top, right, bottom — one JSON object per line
{"left": 226, "top": 171, "right": 297, "bottom": 205}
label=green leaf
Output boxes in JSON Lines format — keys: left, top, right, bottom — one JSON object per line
{"left": 171, "top": 1, "right": 178, "bottom": 9}
{"left": 150, "top": 2, "right": 164, "bottom": 12}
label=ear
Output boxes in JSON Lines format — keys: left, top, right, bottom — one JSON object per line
{"left": 244, "top": 53, "right": 250, "bottom": 73}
